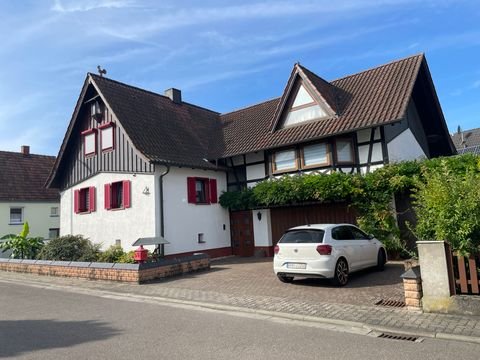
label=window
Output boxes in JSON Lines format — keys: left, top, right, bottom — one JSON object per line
{"left": 273, "top": 149, "right": 297, "bottom": 173}
{"left": 279, "top": 230, "right": 325, "bottom": 244}
{"left": 283, "top": 84, "right": 329, "bottom": 127}
{"left": 331, "top": 226, "right": 354, "bottom": 241}
{"left": 336, "top": 139, "right": 354, "bottom": 164}
{"left": 9, "top": 208, "right": 23, "bottom": 224}
{"left": 100, "top": 122, "right": 115, "bottom": 151}
{"left": 82, "top": 129, "right": 97, "bottom": 156}
{"left": 50, "top": 207, "right": 59, "bottom": 217}
{"left": 74, "top": 187, "right": 96, "bottom": 214}
{"left": 104, "top": 180, "right": 131, "bottom": 210}
{"left": 350, "top": 226, "right": 369, "bottom": 240}
{"left": 187, "top": 177, "right": 218, "bottom": 205}
{"left": 49, "top": 228, "right": 60, "bottom": 239}
{"left": 302, "top": 143, "right": 329, "bottom": 167}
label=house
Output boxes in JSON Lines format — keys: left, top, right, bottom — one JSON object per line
{"left": 47, "top": 53, "right": 455, "bottom": 258}
{"left": 0, "top": 146, "right": 60, "bottom": 257}
{"left": 451, "top": 127, "right": 480, "bottom": 154}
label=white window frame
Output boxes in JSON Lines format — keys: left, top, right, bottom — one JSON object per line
{"left": 9, "top": 207, "right": 23, "bottom": 225}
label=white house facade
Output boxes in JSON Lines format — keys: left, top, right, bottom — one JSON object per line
{"left": 47, "top": 53, "right": 455, "bottom": 258}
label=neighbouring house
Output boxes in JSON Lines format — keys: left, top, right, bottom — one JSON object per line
{"left": 451, "top": 127, "right": 480, "bottom": 154}
{"left": 47, "top": 53, "right": 455, "bottom": 258}
{"left": 0, "top": 146, "right": 60, "bottom": 258}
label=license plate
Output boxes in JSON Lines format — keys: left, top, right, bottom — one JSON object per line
{"left": 287, "top": 263, "right": 306, "bottom": 270}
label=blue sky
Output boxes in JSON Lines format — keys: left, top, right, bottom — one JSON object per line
{"left": 0, "top": 0, "right": 479, "bottom": 155}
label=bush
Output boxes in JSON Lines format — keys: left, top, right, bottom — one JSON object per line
{"left": 117, "top": 250, "right": 136, "bottom": 264}
{"left": 98, "top": 245, "right": 126, "bottom": 263}
{"left": 412, "top": 164, "right": 480, "bottom": 255}
{"left": 0, "top": 222, "right": 44, "bottom": 259}
{"left": 38, "top": 235, "right": 101, "bottom": 262}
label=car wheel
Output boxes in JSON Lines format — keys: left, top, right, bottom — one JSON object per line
{"left": 376, "top": 249, "right": 386, "bottom": 271}
{"left": 332, "top": 258, "right": 349, "bottom": 286}
{"left": 277, "top": 274, "right": 294, "bottom": 283}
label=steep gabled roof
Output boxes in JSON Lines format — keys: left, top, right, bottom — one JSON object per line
{"left": 451, "top": 127, "right": 480, "bottom": 149}
{"left": 90, "top": 74, "right": 222, "bottom": 169}
{"left": 0, "top": 151, "right": 59, "bottom": 202}
{"left": 219, "top": 54, "right": 425, "bottom": 157}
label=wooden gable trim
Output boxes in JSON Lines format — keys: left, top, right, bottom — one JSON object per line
{"left": 269, "top": 64, "right": 336, "bottom": 132}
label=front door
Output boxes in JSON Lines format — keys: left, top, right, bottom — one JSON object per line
{"left": 230, "top": 210, "right": 255, "bottom": 257}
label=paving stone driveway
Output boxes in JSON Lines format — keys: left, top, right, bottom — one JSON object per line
{"left": 147, "top": 257, "right": 406, "bottom": 307}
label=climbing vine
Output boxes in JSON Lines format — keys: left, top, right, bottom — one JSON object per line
{"left": 219, "top": 154, "right": 480, "bottom": 253}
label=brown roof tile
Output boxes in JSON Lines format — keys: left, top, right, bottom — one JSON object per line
{"left": 0, "top": 151, "right": 59, "bottom": 201}
{"left": 451, "top": 127, "right": 480, "bottom": 149}
{"left": 219, "top": 54, "right": 424, "bottom": 157}
{"left": 91, "top": 74, "right": 222, "bottom": 170}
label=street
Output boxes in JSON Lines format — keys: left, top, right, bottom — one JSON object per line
{"left": 1, "top": 281, "right": 479, "bottom": 360}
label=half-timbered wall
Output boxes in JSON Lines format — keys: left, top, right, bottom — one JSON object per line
{"left": 58, "top": 91, "right": 154, "bottom": 190}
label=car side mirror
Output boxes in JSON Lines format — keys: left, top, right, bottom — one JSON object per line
{"left": 368, "top": 234, "right": 375, "bottom": 240}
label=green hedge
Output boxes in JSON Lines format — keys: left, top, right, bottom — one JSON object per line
{"left": 219, "top": 154, "right": 480, "bottom": 254}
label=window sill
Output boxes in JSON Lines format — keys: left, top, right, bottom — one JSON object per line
{"left": 109, "top": 207, "right": 126, "bottom": 211}
{"left": 9, "top": 222, "right": 24, "bottom": 225}
{"left": 77, "top": 211, "right": 92, "bottom": 215}
{"left": 273, "top": 168, "right": 298, "bottom": 175}
{"left": 50, "top": 215, "right": 59, "bottom": 218}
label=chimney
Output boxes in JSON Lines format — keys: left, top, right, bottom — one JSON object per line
{"left": 21, "top": 145, "right": 30, "bottom": 155}
{"left": 164, "top": 88, "right": 182, "bottom": 104}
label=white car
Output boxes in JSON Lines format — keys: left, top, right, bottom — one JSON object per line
{"left": 273, "top": 224, "right": 387, "bottom": 286}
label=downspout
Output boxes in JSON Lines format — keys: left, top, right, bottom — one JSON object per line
{"left": 158, "top": 165, "right": 170, "bottom": 255}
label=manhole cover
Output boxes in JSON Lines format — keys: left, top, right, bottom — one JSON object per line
{"left": 375, "top": 299, "right": 406, "bottom": 308}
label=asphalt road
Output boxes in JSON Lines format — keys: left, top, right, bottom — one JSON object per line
{"left": 1, "top": 281, "right": 479, "bottom": 360}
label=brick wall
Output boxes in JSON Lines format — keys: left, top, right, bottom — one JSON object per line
{"left": 0, "top": 254, "right": 210, "bottom": 284}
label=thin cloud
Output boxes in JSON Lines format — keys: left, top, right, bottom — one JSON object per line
{"left": 51, "top": 0, "right": 136, "bottom": 13}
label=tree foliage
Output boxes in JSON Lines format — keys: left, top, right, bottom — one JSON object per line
{"left": 219, "top": 154, "right": 480, "bottom": 253}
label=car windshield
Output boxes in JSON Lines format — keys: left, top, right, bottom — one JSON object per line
{"left": 279, "top": 230, "right": 325, "bottom": 244}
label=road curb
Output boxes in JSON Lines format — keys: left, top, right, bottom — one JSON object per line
{"left": 2, "top": 276, "right": 480, "bottom": 345}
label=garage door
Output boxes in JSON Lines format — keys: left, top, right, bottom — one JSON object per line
{"left": 270, "top": 203, "right": 357, "bottom": 246}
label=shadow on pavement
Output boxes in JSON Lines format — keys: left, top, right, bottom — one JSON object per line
{"left": 0, "top": 319, "right": 120, "bottom": 358}
{"left": 290, "top": 263, "right": 405, "bottom": 288}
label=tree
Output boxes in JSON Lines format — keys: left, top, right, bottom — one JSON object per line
{"left": 0, "top": 222, "right": 44, "bottom": 259}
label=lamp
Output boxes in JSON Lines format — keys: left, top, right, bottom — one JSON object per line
{"left": 257, "top": 211, "right": 262, "bottom": 221}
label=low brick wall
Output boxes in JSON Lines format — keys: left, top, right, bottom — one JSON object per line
{"left": 0, "top": 254, "right": 210, "bottom": 284}
{"left": 401, "top": 265, "right": 423, "bottom": 310}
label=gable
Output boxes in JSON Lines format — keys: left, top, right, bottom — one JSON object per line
{"left": 281, "top": 81, "right": 330, "bottom": 128}
{"left": 270, "top": 64, "right": 337, "bottom": 132}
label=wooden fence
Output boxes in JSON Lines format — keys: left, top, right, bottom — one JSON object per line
{"left": 450, "top": 251, "right": 480, "bottom": 295}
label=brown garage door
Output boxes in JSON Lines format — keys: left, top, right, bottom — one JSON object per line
{"left": 271, "top": 203, "right": 357, "bottom": 246}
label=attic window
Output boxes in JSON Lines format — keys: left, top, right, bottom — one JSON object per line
{"left": 99, "top": 122, "right": 115, "bottom": 151}
{"left": 81, "top": 129, "right": 97, "bottom": 156}
{"left": 283, "top": 84, "right": 328, "bottom": 127}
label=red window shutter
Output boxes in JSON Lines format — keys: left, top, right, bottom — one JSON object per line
{"left": 74, "top": 189, "right": 80, "bottom": 214}
{"left": 204, "top": 178, "right": 210, "bottom": 204}
{"left": 209, "top": 178, "right": 217, "bottom": 203}
{"left": 123, "top": 180, "right": 131, "bottom": 208}
{"left": 89, "top": 187, "right": 96, "bottom": 212}
{"left": 104, "top": 183, "right": 111, "bottom": 210}
{"left": 187, "top": 177, "right": 196, "bottom": 204}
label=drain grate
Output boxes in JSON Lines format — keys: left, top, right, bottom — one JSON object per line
{"left": 377, "top": 332, "right": 420, "bottom": 342}
{"left": 375, "top": 299, "right": 406, "bottom": 308}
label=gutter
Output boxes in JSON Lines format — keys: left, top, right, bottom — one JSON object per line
{"left": 158, "top": 165, "right": 170, "bottom": 254}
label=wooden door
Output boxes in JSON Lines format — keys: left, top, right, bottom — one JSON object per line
{"left": 230, "top": 210, "right": 255, "bottom": 257}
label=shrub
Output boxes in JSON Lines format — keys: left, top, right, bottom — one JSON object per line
{"left": 38, "top": 235, "right": 101, "bottom": 262}
{"left": 98, "top": 245, "right": 126, "bottom": 263}
{"left": 0, "top": 222, "right": 44, "bottom": 259}
{"left": 117, "top": 250, "right": 136, "bottom": 264}
{"left": 412, "top": 164, "right": 480, "bottom": 255}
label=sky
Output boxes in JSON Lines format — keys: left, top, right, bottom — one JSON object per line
{"left": 0, "top": 0, "right": 479, "bottom": 156}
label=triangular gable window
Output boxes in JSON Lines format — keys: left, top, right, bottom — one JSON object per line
{"left": 282, "top": 83, "right": 328, "bottom": 128}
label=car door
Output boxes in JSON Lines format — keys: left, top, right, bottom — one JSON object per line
{"left": 349, "top": 226, "right": 377, "bottom": 268}
{"left": 331, "top": 226, "right": 362, "bottom": 271}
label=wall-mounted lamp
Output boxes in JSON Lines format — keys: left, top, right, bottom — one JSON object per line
{"left": 257, "top": 211, "right": 262, "bottom": 221}
{"left": 142, "top": 186, "right": 150, "bottom": 195}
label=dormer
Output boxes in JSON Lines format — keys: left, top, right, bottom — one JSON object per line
{"left": 271, "top": 63, "right": 338, "bottom": 131}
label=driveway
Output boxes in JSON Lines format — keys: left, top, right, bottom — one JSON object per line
{"left": 147, "top": 257, "right": 406, "bottom": 307}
